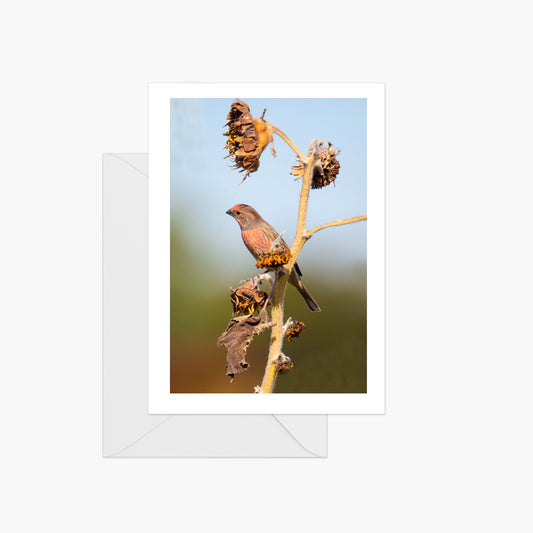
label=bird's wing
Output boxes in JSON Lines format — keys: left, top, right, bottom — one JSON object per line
{"left": 261, "top": 223, "right": 302, "bottom": 277}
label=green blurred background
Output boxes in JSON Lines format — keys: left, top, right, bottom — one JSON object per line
{"left": 170, "top": 98, "right": 367, "bottom": 393}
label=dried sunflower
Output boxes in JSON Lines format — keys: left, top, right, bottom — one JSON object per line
{"left": 223, "top": 99, "right": 274, "bottom": 180}
{"left": 256, "top": 249, "right": 292, "bottom": 270}
{"left": 290, "top": 141, "right": 341, "bottom": 189}
{"left": 229, "top": 279, "right": 269, "bottom": 316}
{"left": 275, "top": 353, "right": 294, "bottom": 375}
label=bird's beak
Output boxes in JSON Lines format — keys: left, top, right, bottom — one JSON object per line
{"left": 226, "top": 209, "right": 234, "bottom": 217}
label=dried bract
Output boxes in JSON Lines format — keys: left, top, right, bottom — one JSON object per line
{"left": 275, "top": 353, "right": 294, "bottom": 375}
{"left": 285, "top": 320, "right": 305, "bottom": 342}
{"left": 223, "top": 99, "right": 273, "bottom": 180}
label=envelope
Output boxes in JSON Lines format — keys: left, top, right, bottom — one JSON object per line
{"left": 102, "top": 154, "right": 328, "bottom": 457}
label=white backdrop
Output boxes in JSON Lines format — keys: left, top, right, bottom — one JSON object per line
{"left": 1, "top": 1, "right": 532, "bottom": 532}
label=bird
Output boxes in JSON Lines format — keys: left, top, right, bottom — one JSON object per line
{"left": 226, "top": 203, "right": 321, "bottom": 312}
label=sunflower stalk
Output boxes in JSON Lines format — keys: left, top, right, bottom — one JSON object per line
{"left": 258, "top": 143, "right": 317, "bottom": 393}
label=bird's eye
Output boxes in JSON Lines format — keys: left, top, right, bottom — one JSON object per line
{"left": 235, "top": 211, "right": 241, "bottom": 215}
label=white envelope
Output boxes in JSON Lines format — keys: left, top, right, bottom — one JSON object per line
{"left": 102, "top": 154, "right": 327, "bottom": 457}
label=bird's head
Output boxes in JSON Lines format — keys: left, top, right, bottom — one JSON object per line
{"left": 226, "top": 204, "right": 260, "bottom": 229}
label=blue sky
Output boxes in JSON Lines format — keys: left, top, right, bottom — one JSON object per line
{"left": 170, "top": 98, "right": 367, "bottom": 280}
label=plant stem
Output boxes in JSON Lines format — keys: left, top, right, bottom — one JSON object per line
{"left": 291, "top": 148, "right": 316, "bottom": 252}
{"left": 259, "top": 271, "right": 288, "bottom": 393}
{"left": 271, "top": 125, "right": 306, "bottom": 161}
{"left": 306, "top": 215, "right": 367, "bottom": 237}
{"left": 259, "top": 145, "right": 318, "bottom": 394}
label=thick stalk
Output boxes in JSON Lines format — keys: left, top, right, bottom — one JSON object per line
{"left": 259, "top": 148, "right": 317, "bottom": 393}
{"left": 259, "top": 271, "right": 288, "bottom": 393}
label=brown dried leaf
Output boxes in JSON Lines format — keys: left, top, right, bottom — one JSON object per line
{"left": 217, "top": 314, "right": 273, "bottom": 378}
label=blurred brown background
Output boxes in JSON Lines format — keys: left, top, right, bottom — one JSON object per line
{"left": 170, "top": 219, "right": 367, "bottom": 393}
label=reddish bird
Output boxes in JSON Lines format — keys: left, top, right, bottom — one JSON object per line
{"left": 226, "top": 204, "right": 321, "bottom": 312}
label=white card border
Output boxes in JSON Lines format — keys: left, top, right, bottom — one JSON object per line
{"left": 149, "top": 83, "right": 385, "bottom": 414}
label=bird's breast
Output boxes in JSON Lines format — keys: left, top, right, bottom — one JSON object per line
{"left": 241, "top": 228, "right": 272, "bottom": 258}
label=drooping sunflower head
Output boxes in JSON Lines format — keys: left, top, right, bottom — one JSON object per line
{"left": 229, "top": 278, "right": 269, "bottom": 316}
{"left": 223, "top": 99, "right": 274, "bottom": 180}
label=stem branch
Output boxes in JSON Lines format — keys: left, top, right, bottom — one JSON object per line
{"left": 271, "top": 125, "right": 306, "bottom": 161}
{"left": 306, "top": 215, "right": 367, "bottom": 237}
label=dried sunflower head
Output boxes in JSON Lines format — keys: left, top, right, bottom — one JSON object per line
{"left": 290, "top": 141, "right": 341, "bottom": 189}
{"left": 223, "top": 99, "right": 274, "bottom": 180}
{"left": 285, "top": 320, "right": 305, "bottom": 342}
{"left": 275, "top": 353, "right": 294, "bottom": 375}
{"left": 256, "top": 249, "right": 292, "bottom": 270}
{"left": 229, "top": 278, "right": 269, "bottom": 316}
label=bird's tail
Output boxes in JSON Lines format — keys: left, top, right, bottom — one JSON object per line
{"left": 298, "top": 284, "right": 321, "bottom": 312}
{"left": 290, "top": 273, "right": 321, "bottom": 312}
